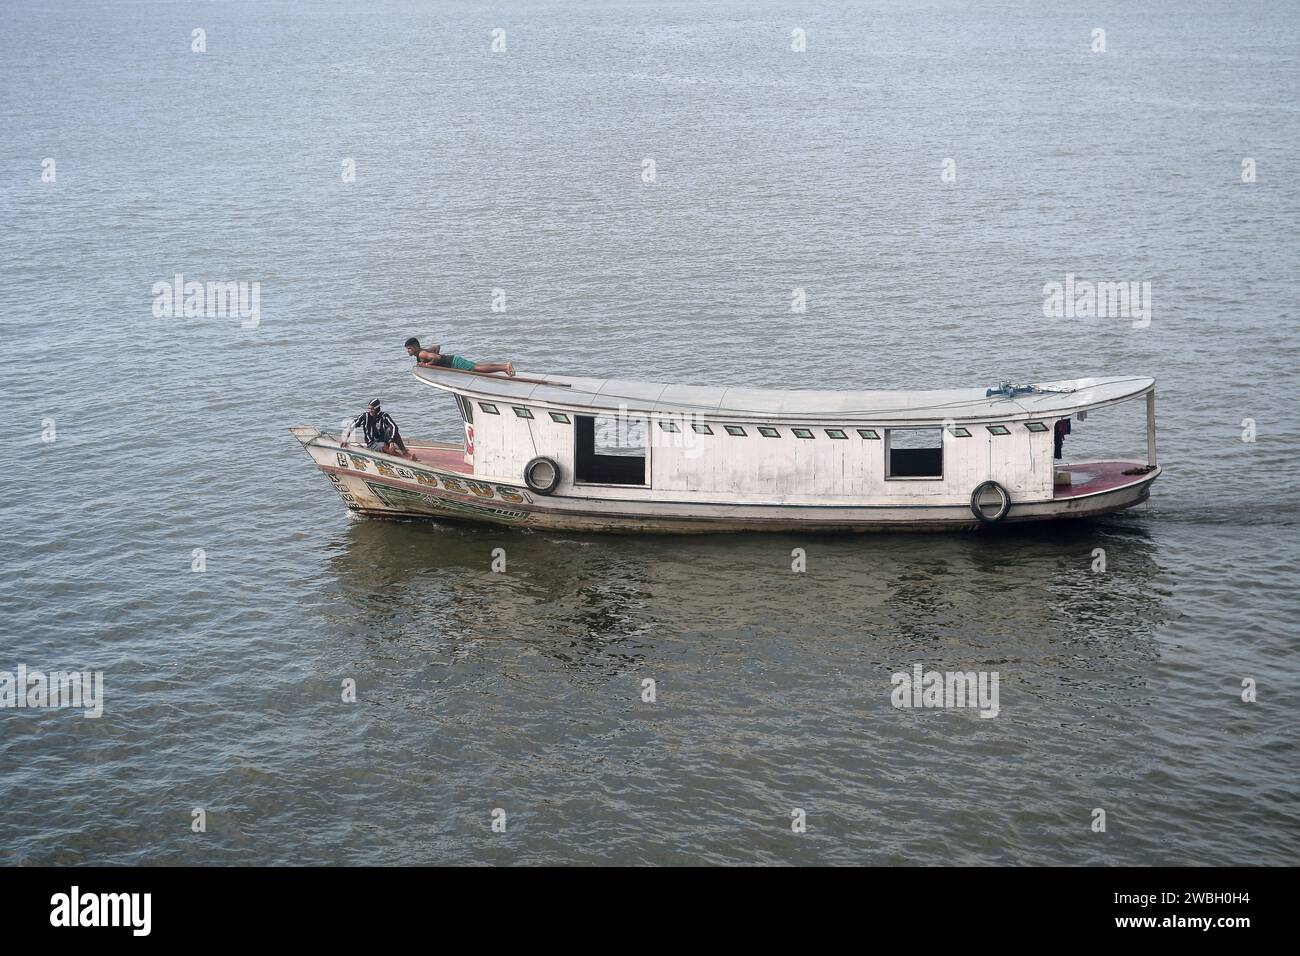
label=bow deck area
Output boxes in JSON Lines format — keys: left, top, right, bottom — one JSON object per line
{"left": 406, "top": 441, "right": 472, "bottom": 474}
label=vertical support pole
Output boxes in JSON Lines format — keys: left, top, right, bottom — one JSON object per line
{"left": 1146, "top": 390, "right": 1157, "bottom": 467}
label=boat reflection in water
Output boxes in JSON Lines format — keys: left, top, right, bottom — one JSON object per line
{"left": 318, "top": 517, "right": 1168, "bottom": 685}
{"left": 305, "top": 515, "right": 1177, "bottom": 865}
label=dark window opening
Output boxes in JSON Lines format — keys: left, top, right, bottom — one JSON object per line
{"left": 457, "top": 396, "right": 474, "bottom": 423}
{"left": 725, "top": 425, "right": 747, "bottom": 436}
{"left": 886, "top": 428, "right": 943, "bottom": 479}
{"left": 575, "top": 415, "right": 647, "bottom": 485}
{"left": 792, "top": 428, "right": 814, "bottom": 439}
{"left": 758, "top": 426, "right": 780, "bottom": 438}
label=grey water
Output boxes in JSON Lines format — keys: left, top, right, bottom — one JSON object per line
{"left": 1, "top": 0, "right": 1297, "bottom": 865}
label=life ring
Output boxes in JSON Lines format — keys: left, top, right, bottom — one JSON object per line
{"left": 970, "top": 480, "right": 1012, "bottom": 524}
{"left": 523, "top": 456, "right": 561, "bottom": 495}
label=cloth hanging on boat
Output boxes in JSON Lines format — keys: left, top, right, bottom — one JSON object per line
{"left": 1054, "top": 418, "right": 1071, "bottom": 459}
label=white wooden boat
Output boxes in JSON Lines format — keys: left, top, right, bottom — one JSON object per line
{"left": 291, "top": 369, "right": 1160, "bottom": 532}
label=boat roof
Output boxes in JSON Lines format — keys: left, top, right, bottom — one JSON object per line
{"left": 412, "top": 368, "right": 1154, "bottom": 424}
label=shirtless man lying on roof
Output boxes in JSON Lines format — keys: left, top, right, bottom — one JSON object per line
{"left": 405, "top": 338, "right": 515, "bottom": 377}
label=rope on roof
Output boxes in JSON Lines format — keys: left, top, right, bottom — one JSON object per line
{"left": 985, "top": 381, "right": 1079, "bottom": 398}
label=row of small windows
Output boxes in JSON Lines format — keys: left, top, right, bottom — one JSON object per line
{"left": 478, "top": 403, "right": 571, "bottom": 424}
{"left": 475, "top": 401, "right": 1047, "bottom": 436}
{"left": 659, "top": 422, "right": 876, "bottom": 438}
{"left": 657, "top": 423, "right": 1033, "bottom": 439}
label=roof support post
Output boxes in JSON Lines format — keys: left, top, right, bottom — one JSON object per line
{"left": 1145, "top": 390, "right": 1157, "bottom": 466}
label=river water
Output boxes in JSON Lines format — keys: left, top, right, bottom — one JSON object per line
{"left": 1, "top": 0, "right": 1297, "bottom": 865}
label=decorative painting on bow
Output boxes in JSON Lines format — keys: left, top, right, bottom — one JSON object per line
{"left": 331, "top": 452, "right": 532, "bottom": 504}
{"left": 365, "top": 482, "right": 530, "bottom": 523}
{"left": 326, "top": 472, "right": 359, "bottom": 508}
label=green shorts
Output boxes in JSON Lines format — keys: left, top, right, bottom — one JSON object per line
{"left": 450, "top": 355, "right": 475, "bottom": 371}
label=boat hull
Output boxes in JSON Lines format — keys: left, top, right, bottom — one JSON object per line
{"left": 292, "top": 429, "right": 1159, "bottom": 534}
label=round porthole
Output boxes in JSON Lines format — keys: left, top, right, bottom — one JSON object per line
{"left": 523, "top": 456, "right": 561, "bottom": 495}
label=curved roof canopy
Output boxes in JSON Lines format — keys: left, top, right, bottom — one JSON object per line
{"left": 412, "top": 368, "right": 1154, "bottom": 424}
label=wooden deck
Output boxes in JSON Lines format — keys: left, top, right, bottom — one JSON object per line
{"left": 406, "top": 441, "right": 472, "bottom": 474}
{"left": 1054, "top": 460, "right": 1151, "bottom": 499}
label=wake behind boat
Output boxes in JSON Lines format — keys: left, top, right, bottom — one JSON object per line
{"left": 291, "top": 369, "right": 1161, "bottom": 533}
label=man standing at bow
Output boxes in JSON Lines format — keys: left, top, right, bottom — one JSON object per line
{"left": 341, "top": 399, "right": 412, "bottom": 459}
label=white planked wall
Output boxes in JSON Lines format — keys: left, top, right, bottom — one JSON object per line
{"left": 471, "top": 403, "right": 575, "bottom": 485}
{"left": 467, "top": 402, "right": 1057, "bottom": 504}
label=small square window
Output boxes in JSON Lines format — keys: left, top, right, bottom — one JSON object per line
{"left": 857, "top": 428, "right": 880, "bottom": 440}
{"left": 825, "top": 429, "right": 848, "bottom": 439}
{"left": 513, "top": 407, "right": 533, "bottom": 419}
{"left": 792, "top": 428, "right": 814, "bottom": 439}
{"left": 948, "top": 426, "right": 971, "bottom": 437}
{"left": 1024, "top": 421, "right": 1049, "bottom": 432}
{"left": 659, "top": 421, "right": 680, "bottom": 433}
{"left": 691, "top": 423, "right": 713, "bottom": 435}
{"left": 479, "top": 403, "right": 500, "bottom": 415}
{"left": 758, "top": 426, "right": 780, "bottom": 438}
{"left": 549, "top": 412, "right": 570, "bottom": 423}
{"left": 724, "top": 425, "right": 747, "bottom": 436}
{"left": 986, "top": 424, "right": 1010, "bottom": 436}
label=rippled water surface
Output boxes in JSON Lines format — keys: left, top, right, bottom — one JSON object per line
{"left": 2, "top": 0, "right": 1298, "bottom": 865}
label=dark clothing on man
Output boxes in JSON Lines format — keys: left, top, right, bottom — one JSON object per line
{"left": 419, "top": 350, "right": 475, "bottom": 371}
{"left": 353, "top": 410, "right": 404, "bottom": 449}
